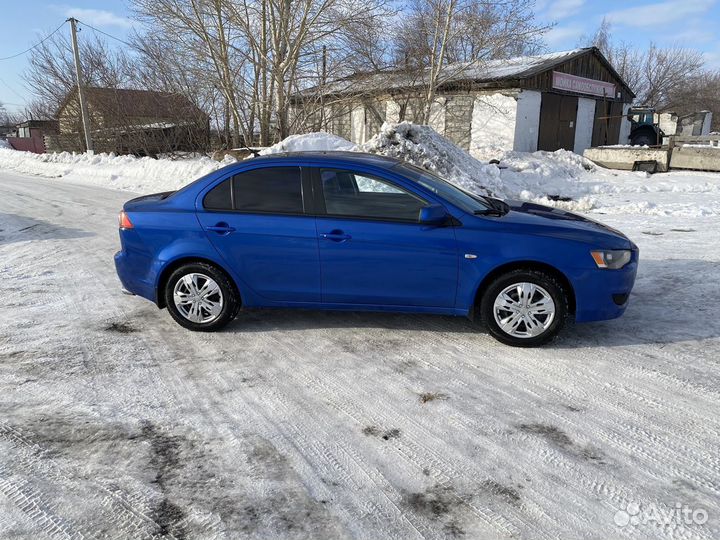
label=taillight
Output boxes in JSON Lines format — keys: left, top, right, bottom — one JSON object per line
{"left": 119, "top": 211, "right": 134, "bottom": 229}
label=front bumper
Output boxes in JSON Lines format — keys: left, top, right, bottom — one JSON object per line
{"left": 571, "top": 259, "right": 638, "bottom": 323}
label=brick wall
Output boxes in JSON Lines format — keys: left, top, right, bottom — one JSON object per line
{"left": 444, "top": 94, "right": 475, "bottom": 150}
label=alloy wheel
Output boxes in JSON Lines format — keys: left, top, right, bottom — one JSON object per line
{"left": 492, "top": 282, "right": 556, "bottom": 339}
{"left": 172, "top": 273, "right": 224, "bottom": 324}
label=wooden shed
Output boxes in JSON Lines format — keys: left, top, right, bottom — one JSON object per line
{"left": 51, "top": 87, "right": 210, "bottom": 155}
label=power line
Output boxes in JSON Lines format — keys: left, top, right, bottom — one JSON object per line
{"left": 0, "top": 77, "right": 27, "bottom": 102}
{"left": 75, "top": 19, "right": 135, "bottom": 49}
{"left": 0, "top": 21, "right": 67, "bottom": 61}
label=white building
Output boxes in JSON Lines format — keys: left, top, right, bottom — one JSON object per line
{"left": 291, "top": 47, "right": 635, "bottom": 157}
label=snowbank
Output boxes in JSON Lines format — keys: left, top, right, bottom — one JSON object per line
{"left": 0, "top": 148, "right": 232, "bottom": 192}
{"left": 361, "top": 122, "right": 505, "bottom": 196}
{"left": 2, "top": 122, "right": 720, "bottom": 217}
{"left": 260, "top": 132, "right": 354, "bottom": 155}
{"left": 243, "top": 124, "right": 601, "bottom": 206}
{"left": 0, "top": 125, "right": 598, "bottom": 204}
{"left": 0, "top": 139, "right": 11, "bottom": 149}
{"left": 360, "top": 122, "right": 599, "bottom": 208}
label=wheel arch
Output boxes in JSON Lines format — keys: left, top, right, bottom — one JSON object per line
{"left": 470, "top": 260, "right": 576, "bottom": 319}
{"left": 156, "top": 256, "right": 241, "bottom": 309}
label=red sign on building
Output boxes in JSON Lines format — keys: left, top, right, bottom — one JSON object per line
{"left": 552, "top": 71, "right": 616, "bottom": 98}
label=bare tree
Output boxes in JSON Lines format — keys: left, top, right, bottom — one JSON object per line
{"left": 665, "top": 70, "right": 720, "bottom": 131}
{"left": 133, "top": 0, "right": 248, "bottom": 147}
{"left": 132, "top": 0, "right": 390, "bottom": 146}
{"left": 0, "top": 101, "right": 10, "bottom": 125}
{"left": 585, "top": 19, "right": 705, "bottom": 109}
{"left": 23, "top": 31, "right": 134, "bottom": 118}
{"left": 641, "top": 45, "right": 704, "bottom": 109}
{"left": 395, "top": 0, "right": 547, "bottom": 123}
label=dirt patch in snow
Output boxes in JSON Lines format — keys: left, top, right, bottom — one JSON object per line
{"left": 518, "top": 423, "right": 607, "bottom": 464}
{"left": 140, "top": 421, "right": 189, "bottom": 538}
{"left": 362, "top": 425, "right": 401, "bottom": 440}
{"left": 419, "top": 392, "right": 449, "bottom": 404}
{"left": 478, "top": 479, "right": 522, "bottom": 505}
{"left": 518, "top": 423, "right": 573, "bottom": 447}
{"left": 403, "top": 484, "right": 467, "bottom": 537}
{"left": 104, "top": 321, "right": 137, "bottom": 334}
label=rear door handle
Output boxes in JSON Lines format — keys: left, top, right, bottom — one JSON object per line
{"left": 320, "top": 230, "right": 351, "bottom": 242}
{"left": 206, "top": 222, "right": 236, "bottom": 234}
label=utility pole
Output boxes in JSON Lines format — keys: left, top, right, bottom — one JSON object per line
{"left": 67, "top": 18, "right": 93, "bottom": 152}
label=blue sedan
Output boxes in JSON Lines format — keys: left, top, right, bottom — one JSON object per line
{"left": 114, "top": 152, "right": 638, "bottom": 346}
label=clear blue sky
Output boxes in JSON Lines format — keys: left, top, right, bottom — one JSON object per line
{"left": 1, "top": 0, "right": 719, "bottom": 115}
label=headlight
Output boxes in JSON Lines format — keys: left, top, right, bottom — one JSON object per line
{"left": 590, "top": 250, "right": 631, "bottom": 269}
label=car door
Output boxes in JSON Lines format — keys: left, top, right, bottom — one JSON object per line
{"left": 313, "top": 167, "right": 459, "bottom": 307}
{"left": 196, "top": 166, "right": 321, "bottom": 303}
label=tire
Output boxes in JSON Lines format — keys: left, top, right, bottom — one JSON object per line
{"left": 480, "top": 269, "right": 568, "bottom": 347}
{"left": 164, "top": 262, "right": 240, "bottom": 332}
{"left": 630, "top": 132, "right": 655, "bottom": 146}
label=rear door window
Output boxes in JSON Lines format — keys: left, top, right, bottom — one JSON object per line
{"left": 233, "top": 167, "right": 304, "bottom": 214}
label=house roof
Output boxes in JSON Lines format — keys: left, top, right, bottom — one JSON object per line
{"left": 57, "top": 87, "right": 208, "bottom": 120}
{"left": 295, "top": 47, "right": 634, "bottom": 99}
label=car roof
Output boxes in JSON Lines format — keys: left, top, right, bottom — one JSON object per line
{"left": 245, "top": 151, "right": 402, "bottom": 170}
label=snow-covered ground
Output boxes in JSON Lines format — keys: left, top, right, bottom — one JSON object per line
{"left": 1, "top": 134, "right": 720, "bottom": 539}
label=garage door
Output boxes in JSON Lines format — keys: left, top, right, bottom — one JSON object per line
{"left": 592, "top": 100, "right": 624, "bottom": 147}
{"left": 538, "top": 93, "right": 578, "bottom": 151}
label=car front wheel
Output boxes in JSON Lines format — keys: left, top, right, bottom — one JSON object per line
{"left": 480, "top": 269, "right": 568, "bottom": 347}
{"left": 164, "top": 262, "right": 239, "bottom": 331}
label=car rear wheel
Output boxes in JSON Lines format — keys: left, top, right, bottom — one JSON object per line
{"left": 480, "top": 269, "right": 568, "bottom": 347}
{"left": 164, "top": 262, "right": 239, "bottom": 331}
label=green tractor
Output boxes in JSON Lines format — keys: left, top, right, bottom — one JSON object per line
{"left": 627, "top": 106, "right": 663, "bottom": 146}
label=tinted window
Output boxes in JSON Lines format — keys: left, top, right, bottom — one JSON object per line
{"left": 204, "top": 179, "right": 233, "bottom": 210}
{"left": 233, "top": 167, "right": 304, "bottom": 214}
{"left": 320, "top": 169, "right": 426, "bottom": 221}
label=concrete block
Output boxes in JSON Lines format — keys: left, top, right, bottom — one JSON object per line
{"left": 583, "top": 147, "right": 670, "bottom": 172}
{"left": 670, "top": 146, "right": 720, "bottom": 172}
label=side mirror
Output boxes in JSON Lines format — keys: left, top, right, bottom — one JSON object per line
{"left": 419, "top": 204, "right": 449, "bottom": 225}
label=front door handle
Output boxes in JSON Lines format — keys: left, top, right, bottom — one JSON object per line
{"left": 206, "top": 222, "right": 236, "bottom": 234}
{"left": 320, "top": 230, "right": 351, "bottom": 242}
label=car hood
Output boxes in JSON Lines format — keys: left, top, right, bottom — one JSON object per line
{"left": 495, "top": 199, "right": 633, "bottom": 249}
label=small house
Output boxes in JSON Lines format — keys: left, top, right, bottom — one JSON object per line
{"left": 5, "top": 120, "right": 59, "bottom": 153}
{"left": 49, "top": 87, "right": 210, "bottom": 155}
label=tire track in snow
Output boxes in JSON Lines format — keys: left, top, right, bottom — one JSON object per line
{"left": 237, "top": 320, "right": 532, "bottom": 539}
{"left": 139, "top": 322, "right": 426, "bottom": 540}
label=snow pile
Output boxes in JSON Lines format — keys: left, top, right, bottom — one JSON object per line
{"left": 0, "top": 148, "right": 233, "bottom": 192}
{"left": 360, "top": 122, "right": 506, "bottom": 197}
{"left": 361, "top": 122, "right": 599, "bottom": 208}
{"left": 256, "top": 124, "right": 590, "bottom": 204}
{"left": 260, "top": 132, "right": 355, "bottom": 155}
{"left": 0, "top": 139, "right": 11, "bottom": 149}
{"left": 495, "top": 148, "right": 601, "bottom": 207}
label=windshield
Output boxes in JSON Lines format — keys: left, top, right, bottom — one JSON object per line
{"left": 397, "top": 163, "right": 491, "bottom": 214}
